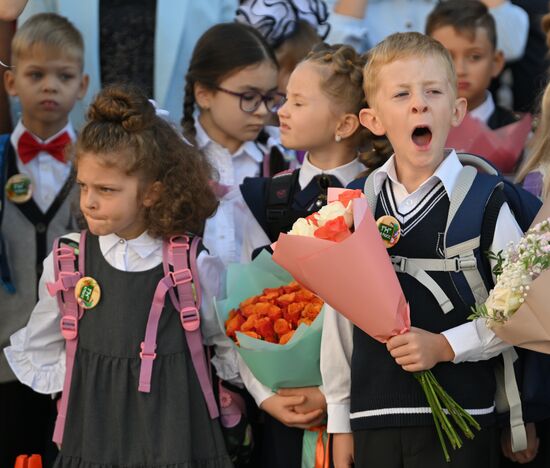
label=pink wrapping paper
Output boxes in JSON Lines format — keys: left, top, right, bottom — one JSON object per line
{"left": 272, "top": 198, "right": 410, "bottom": 343}
{"left": 445, "top": 113, "right": 532, "bottom": 173}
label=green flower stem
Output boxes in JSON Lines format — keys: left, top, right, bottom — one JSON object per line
{"left": 414, "top": 370, "right": 483, "bottom": 462}
{"left": 416, "top": 374, "right": 450, "bottom": 462}
{"left": 426, "top": 371, "right": 481, "bottom": 433}
{"left": 421, "top": 371, "right": 461, "bottom": 449}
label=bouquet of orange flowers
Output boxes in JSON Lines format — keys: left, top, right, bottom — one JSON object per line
{"left": 225, "top": 281, "right": 323, "bottom": 346}
{"left": 216, "top": 251, "right": 325, "bottom": 390}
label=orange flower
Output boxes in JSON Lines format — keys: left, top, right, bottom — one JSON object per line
{"left": 224, "top": 280, "right": 324, "bottom": 344}
{"left": 314, "top": 216, "right": 351, "bottom": 242}
{"left": 338, "top": 189, "right": 364, "bottom": 208}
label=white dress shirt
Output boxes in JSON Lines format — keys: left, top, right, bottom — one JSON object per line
{"left": 195, "top": 119, "right": 267, "bottom": 267}
{"left": 321, "top": 150, "right": 524, "bottom": 433}
{"left": 469, "top": 92, "right": 496, "bottom": 125}
{"left": 11, "top": 120, "right": 75, "bottom": 214}
{"left": 3, "top": 230, "right": 240, "bottom": 394}
{"left": 239, "top": 155, "right": 367, "bottom": 406}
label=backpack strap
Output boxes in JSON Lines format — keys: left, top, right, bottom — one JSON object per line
{"left": 0, "top": 134, "right": 15, "bottom": 293}
{"left": 265, "top": 170, "right": 300, "bottom": 242}
{"left": 46, "top": 230, "right": 87, "bottom": 445}
{"left": 138, "top": 235, "right": 219, "bottom": 418}
{"left": 362, "top": 171, "right": 377, "bottom": 213}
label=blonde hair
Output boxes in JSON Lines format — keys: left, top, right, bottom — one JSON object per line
{"left": 363, "top": 32, "right": 457, "bottom": 106}
{"left": 12, "top": 13, "right": 84, "bottom": 66}
{"left": 304, "top": 43, "right": 393, "bottom": 174}
{"left": 517, "top": 83, "right": 550, "bottom": 199}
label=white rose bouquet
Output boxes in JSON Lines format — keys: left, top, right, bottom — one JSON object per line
{"left": 470, "top": 218, "right": 550, "bottom": 353}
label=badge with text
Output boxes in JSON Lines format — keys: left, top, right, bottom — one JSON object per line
{"left": 75, "top": 276, "right": 101, "bottom": 309}
{"left": 376, "top": 215, "right": 401, "bottom": 248}
{"left": 5, "top": 174, "right": 32, "bottom": 203}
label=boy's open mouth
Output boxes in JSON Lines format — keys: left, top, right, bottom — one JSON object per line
{"left": 411, "top": 126, "right": 432, "bottom": 148}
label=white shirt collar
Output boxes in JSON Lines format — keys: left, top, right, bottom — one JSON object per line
{"left": 373, "top": 149, "right": 463, "bottom": 197}
{"left": 298, "top": 154, "right": 366, "bottom": 189}
{"left": 99, "top": 231, "right": 162, "bottom": 260}
{"left": 469, "top": 92, "right": 495, "bottom": 125}
{"left": 194, "top": 117, "right": 264, "bottom": 163}
{"left": 11, "top": 119, "right": 76, "bottom": 150}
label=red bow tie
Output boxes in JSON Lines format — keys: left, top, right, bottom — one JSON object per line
{"left": 17, "top": 131, "right": 71, "bottom": 164}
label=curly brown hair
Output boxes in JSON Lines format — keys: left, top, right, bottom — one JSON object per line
{"left": 305, "top": 43, "right": 393, "bottom": 175}
{"left": 75, "top": 84, "right": 218, "bottom": 238}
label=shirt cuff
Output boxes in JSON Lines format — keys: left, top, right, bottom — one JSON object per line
{"left": 327, "top": 403, "right": 352, "bottom": 433}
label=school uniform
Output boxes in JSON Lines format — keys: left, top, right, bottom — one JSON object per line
{"left": 237, "top": 154, "right": 365, "bottom": 468}
{"left": 196, "top": 119, "right": 272, "bottom": 267}
{"left": 0, "top": 121, "right": 77, "bottom": 468}
{"left": 4, "top": 230, "right": 238, "bottom": 467}
{"left": 321, "top": 150, "right": 524, "bottom": 468}
{"left": 470, "top": 92, "right": 519, "bottom": 130}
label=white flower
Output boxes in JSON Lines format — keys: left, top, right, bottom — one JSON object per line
{"left": 316, "top": 201, "right": 347, "bottom": 227}
{"left": 288, "top": 218, "right": 317, "bottom": 237}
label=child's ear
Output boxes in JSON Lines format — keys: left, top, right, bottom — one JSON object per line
{"left": 194, "top": 82, "right": 213, "bottom": 111}
{"left": 359, "top": 108, "right": 385, "bottom": 136}
{"left": 77, "top": 73, "right": 90, "bottom": 100}
{"left": 451, "top": 96, "right": 468, "bottom": 128}
{"left": 142, "top": 181, "right": 163, "bottom": 208}
{"left": 491, "top": 50, "right": 505, "bottom": 78}
{"left": 4, "top": 69, "right": 16, "bottom": 96}
{"left": 336, "top": 113, "right": 360, "bottom": 140}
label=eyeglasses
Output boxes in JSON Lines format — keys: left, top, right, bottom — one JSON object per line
{"left": 214, "top": 86, "right": 285, "bottom": 113}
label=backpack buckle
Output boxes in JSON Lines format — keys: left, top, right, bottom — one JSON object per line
{"left": 139, "top": 342, "right": 157, "bottom": 360}
{"left": 456, "top": 257, "right": 477, "bottom": 271}
{"left": 169, "top": 236, "right": 190, "bottom": 252}
{"left": 60, "top": 316, "right": 78, "bottom": 340}
{"left": 180, "top": 306, "right": 200, "bottom": 331}
{"left": 46, "top": 271, "right": 81, "bottom": 296}
{"left": 55, "top": 246, "right": 76, "bottom": 262}
{"left": 169, "top": 268, "right": 192, "bottom": 286}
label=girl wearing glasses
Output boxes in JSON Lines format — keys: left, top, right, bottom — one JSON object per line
{"left": 181, "top": 22, "right": 287, "bottom": 269}
{"left": 236, "top": 43, "right": 392, "bottom": 468}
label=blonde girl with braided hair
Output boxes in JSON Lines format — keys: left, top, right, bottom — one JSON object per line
{"left": 237, "top": 42, "right": 391, "bottom": 468}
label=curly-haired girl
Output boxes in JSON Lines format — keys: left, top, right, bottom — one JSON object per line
{"left": 4, "top": 84, "right": 235, "bottom": 468}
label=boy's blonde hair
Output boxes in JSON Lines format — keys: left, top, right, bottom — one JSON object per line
{"left": 12, "top": 13, "right": 84, "bottom": 67}
{"left": 363, "top": 32, "right": 457, "bottom": 106}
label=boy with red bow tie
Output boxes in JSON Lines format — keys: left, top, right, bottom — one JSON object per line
{"left": 0, "top": 13, "right": 88, "bottom": 467}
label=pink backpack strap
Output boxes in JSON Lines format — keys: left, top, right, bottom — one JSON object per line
{"left": 46, "top": 230, "right": 87, "bottom": 445}
{"left": 138, "top": 235, "right": 218, "bottom": 419}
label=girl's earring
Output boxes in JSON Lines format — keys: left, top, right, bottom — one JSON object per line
{"left": 335, "top": 134, "right": 342, "bottom": 143}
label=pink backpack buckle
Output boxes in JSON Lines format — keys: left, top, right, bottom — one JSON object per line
{"left": 170, "top": 236, "right": 189, "bottom": 251}
{"left": 55, "top": 246, "right": 76, "bottom": 262}
{"left": 169, "top": 268, "right": 192, "bottom": 286}
{"left": 139, "top": 342, "right": 157, "bottom": 360}
{"left": 46, "top": 271, "right": 81, "bottom": 296}
{"left": 180, "top": 306, "right": 200, "bottom": 331}
{"left": 60, "top": 316, "right": 78, "bottom": 340}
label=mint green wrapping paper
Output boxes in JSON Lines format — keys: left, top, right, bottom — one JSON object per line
{"left": 216, "top": 251, "right": 324, "bottom": 390}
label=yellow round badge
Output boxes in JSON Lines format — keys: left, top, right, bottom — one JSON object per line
{"left": 5, "top": 174, "right": 33, "bottom": 203}
{"left": 74, "top": 276, "right": 101, "bottom": 309}
{"left": 376, "top": 215, "right": 401, "bottom": 248}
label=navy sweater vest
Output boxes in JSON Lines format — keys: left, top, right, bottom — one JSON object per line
{"left": 350, "top": 180, "right": 496, "bottom": 431}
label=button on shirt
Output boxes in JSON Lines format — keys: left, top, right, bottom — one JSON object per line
{"left": 4, "top": 230, "right": 240, "bottom": 394}
{"left": 11, "top": 120, "right": 75, "bottom": 213}
{"left": 321, "top": 150, "right": 524, "bottom": 433}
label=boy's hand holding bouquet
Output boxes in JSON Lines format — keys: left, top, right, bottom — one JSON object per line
{"left": 272, "top": 188, "right": 481, "bottom": 462}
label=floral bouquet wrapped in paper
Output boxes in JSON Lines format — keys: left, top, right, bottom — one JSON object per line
{"left": 470, "top": 217, "right": 550, "bottom": 353}
{"left": 215, "top": 251, "right": 324, "bottom": 390}
{"left": 272, "top": 188, "right": 482, "bottom": 462}
{"left": 445, "top": 113, "right": 532, "bottom": 173}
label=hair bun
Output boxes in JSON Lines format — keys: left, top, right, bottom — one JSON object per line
{"left": 87, "top": 84, "right": 156, "bottom": 132}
